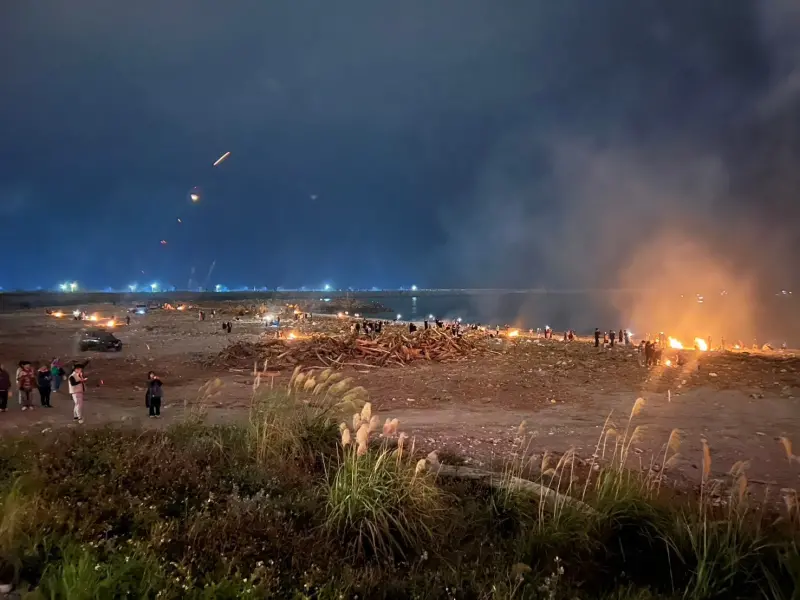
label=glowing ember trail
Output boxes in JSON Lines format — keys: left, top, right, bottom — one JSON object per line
{"left": 212, "top": 151, "right": 231, "bottom": 167}
{"left": 694, "top": 338, "right": 708, "bottom": 351}
{"left": 668, "top": 337, "right": 683, "bottom": 350}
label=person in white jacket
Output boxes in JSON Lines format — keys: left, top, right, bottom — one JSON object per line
{"left": 68, "top": 365, "right": 87, "bottom": 424}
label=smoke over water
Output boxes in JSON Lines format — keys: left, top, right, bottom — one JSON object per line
{"left": 438, "top": 0, "right": 800, "bottom": 343}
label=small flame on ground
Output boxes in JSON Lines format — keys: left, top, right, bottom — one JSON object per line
{"left": 665, "top": 359, "right": 672, "bottom": 367}
{"left": 668, "top": 337, "right": 683, "bottom": 350}
{"left": 694, "top": 337, "right": 708, "bottom": 352}
{"left": 52, "top": 311, "right": 63, "bottom": 318}
{"left": 508, "top": 329, "right": 520, "bottom": 337}
{"left": 288, "top": 332, "right": 297, "bottom": 340}
{"left": 106, "top": 319, "right": 115, "bottom": 328}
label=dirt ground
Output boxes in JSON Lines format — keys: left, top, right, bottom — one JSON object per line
{"left": 1, "top": 304, "right": 799, "bottom": 492}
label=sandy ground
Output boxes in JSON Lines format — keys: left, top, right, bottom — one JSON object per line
{"left": 1, "top": 305, "right": 799, "bottom": 492}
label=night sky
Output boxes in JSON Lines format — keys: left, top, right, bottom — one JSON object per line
{"left": 2, "top": 1, "right": 798, "bottom": 291}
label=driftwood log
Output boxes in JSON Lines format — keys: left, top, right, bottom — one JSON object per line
{"left": 434, "top": 464, "right": 596, "bottom": 515}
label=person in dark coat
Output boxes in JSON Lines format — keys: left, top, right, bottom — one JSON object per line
{"left": 36, "top": 365, "right": 53, "bottom": 407}
{"left": 594, "top": 328, "right": 601, "bottom": 348}
{"left": 145, "top": 371, "right": 163, "bottom": 418}
{"left": 644, "top": 341, "right": 654, "bottom": 366}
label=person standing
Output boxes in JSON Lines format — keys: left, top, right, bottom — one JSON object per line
{"left": 594, "top": 328, "right": 601, "bottom": 348}
{"left": 15, "top": 361, "right": 27, "bottom": 405}
{"left": 37, "top": 365, "right": 53, "bottom": 408}
{"left": 68, "top": 365, "right": 87, "bottom": 424}
{"left": 50, "top": 359, "right": 64, "bottom": 394}
{"left": 17, "top": 364, "right": 35, "bottom": 411}
{"left": 146, "top": 371, "right": 163, "bottom": 418}
{"left": 0, "top": 365, "right": 10, "bottom": 412}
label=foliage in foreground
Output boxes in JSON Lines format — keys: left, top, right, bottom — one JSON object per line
{"left": 0, "top": 381, "right": 797, "bottom": 599}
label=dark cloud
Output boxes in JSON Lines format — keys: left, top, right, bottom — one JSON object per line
{"left": 0, "top": 0, "right": 797, "bottom": 294}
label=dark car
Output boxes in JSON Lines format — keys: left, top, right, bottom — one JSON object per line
{"left": 79, "top": 330, "right": 123, "bottom": 352}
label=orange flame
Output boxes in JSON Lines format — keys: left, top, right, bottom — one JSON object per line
{"left": 507, "top": 329, "right": 520, "bottom": 337}
{"left": 668, "top": 337, "right": 683, "bottom": 350}
{"left": 694, "top": 337, "right": 708, "bottom": 352}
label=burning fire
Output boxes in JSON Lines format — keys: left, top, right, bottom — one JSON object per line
{"left": 665, "top": 359, "right": 672, "bottom": 367}
{"left": 106, "top": 319, "right": 116, "bottom": 328}
{"left": 287, "top": 332, "right": 297, "bottom": 340}
{"left": 667, "top": 335, "right": 708, "bottom": 352}
{"left": 177, "top": 305, "right": 186, "bottom": 311}
{"left": 507, "top": 329, "right": 520, "bottom": 337}
{"left": 88, "top": 314, "right": 99, "bottom": 322}
{"left": 52, "top": 311, "right": 63, "bottom": 318}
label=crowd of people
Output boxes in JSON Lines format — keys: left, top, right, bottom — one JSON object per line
{"left": 0, "top": 360, "right": 165, "bottom": 424}
{"left": 0, "top": 359, "right": 86, "bottom": 422}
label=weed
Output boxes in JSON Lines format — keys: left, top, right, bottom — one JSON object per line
{"left": 325, "top": 414, "right": 443, "bottom": 561}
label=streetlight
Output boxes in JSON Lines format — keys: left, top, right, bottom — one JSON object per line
{"left": 411, "top": 285, "right": 417, "bottom": 291}
{"left": 150, "top": 282, "right": 158, "bottom": 292}
{"left": 69, "top": 282, "right": 77, "bottom": 292}
{"left": 129, "top": 284, "right": 137, "bottom": 292}
{"left": 323, "top": 283, "right": 331, "bottom": 291}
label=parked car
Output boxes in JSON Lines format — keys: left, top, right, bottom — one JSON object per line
{"left": 128, "top": 303, "right": 148, "bottom": 315}
{"left": 79, "top": 330, "right": 123, "bottom": 352}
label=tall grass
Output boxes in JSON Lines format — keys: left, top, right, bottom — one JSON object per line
{"left": 246, "top": 364, "right": 361, "bottom": 467}
{"left": 325, "top": 407, "right": 443, "bottom": 561}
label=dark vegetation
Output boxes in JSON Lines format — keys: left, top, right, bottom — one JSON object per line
{"left": 0, "top": 372, "right": 798, "bottom": 599}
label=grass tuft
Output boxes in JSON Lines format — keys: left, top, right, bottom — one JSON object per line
{"left": 325, "top": 416, "right": 442, "bottom": 561}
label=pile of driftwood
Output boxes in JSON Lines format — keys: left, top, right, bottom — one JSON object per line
{"left": 213, "top": 328, "right": 488, "bottom": 369}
